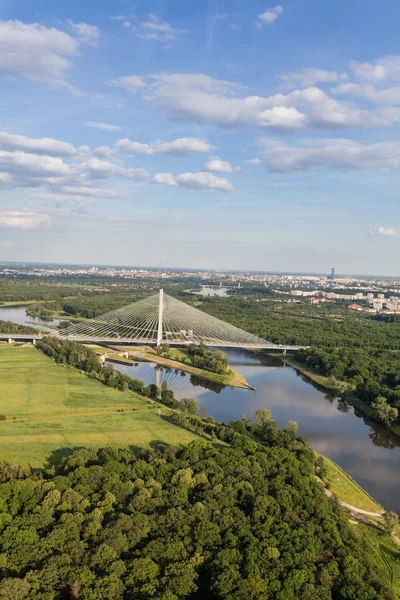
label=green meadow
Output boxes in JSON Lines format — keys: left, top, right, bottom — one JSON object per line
{"left": 0, "top": 345, "right": 198, "bottom": 466}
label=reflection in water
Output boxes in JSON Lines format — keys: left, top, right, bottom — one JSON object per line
{"left": 189, "top": 375, "right": 225, "bottom": 394}
{"left": 111, "top": 347, "right": 400, "bottom": 512}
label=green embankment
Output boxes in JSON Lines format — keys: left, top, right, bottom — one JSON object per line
{"left": 0, "top": 345, "right": 199, "bottom": 467}
{"left": 320, "top": 455, "right": 382, "bottom": 513}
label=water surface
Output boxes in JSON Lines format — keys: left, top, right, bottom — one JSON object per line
{"left": 0, "top": 305, "right": 59, "bottom": 332}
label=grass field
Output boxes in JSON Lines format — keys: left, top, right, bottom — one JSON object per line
{"left": 0, "top": 345, "right": 199, "bottom": 467}
{"left": 320, "top": 455, "right": 382, "bottom": 513}
{"left": 358, "top": 523, "right": 400, "bottom": 597}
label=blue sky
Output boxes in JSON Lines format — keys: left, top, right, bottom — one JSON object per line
{"left": 0, "top": 0, "right": 400, "bottom": 274}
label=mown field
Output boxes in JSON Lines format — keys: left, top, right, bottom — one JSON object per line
{"left": 0, "top": 345, "right": 199, "bottom": 466}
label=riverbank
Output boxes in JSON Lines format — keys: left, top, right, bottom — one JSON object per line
{"left": 267, "top": 352, "right": 348, "bottom": 391}
{"left": 268, "top": 351, "right": 400, "bottom": 437}
{"left": 113, "top": 345, "right": 252, "bottom": 390}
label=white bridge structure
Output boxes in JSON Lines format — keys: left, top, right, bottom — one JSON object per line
{"left": 54, "top": 289, "right": 292, "bottom": 349}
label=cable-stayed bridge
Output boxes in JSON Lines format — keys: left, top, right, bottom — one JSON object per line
{"left": 53, "top": 289, "right": 289, "bottom": 349}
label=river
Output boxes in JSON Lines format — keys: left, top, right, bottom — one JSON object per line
{"left": 1, "top": 304, "right": 399, "bottom": 512}
{"left": 0, "top": 304, "right": 60, "bottom": 332}
{"left": 111, "top": 348, "right": 400, "bottom": 513}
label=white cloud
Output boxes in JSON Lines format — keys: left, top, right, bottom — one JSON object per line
{"left": 245, "top": 158, "right": 263, "bottom": 165}
{"left": 368, "top": 226, "right": 396, "bottom": 237}
{"left": 348, "top": 56, "right": 400, "bottom": 83}
{"left": 280, "top": 68, "right": 347, "bottom": 88}
{"left": 115, "top": 137, "right": 214, "bottom": 155}
{"left": 153, "top": 172, "right": 178, "bottom": 186}
{"left": 0, "top": 131, "right": 76, "bottom": 157}
{"left": 68, "top": 21, "right": 100, "bottom": 47}
{"left": 59, "top": 186, "right": 124, "bottom": 197}
{"left": 144, "top": 73, "right": 309, "bottom": 129}
{"left": 85, "top": 121, "right": 121, "bottom": 131}
{"left": 203, "top": 157, "right": 240, "bottom": 173}
{"left": 0, "top": 210, "right": 51, "bottom": 229}
{"left": 0, "top": 20, "right": 79, "bottom": 87}
{"left": 133, "top": 73, "right": 400, "bottom": 130}
{"left": 153, "top": 171, "right": 235, "bottom": 191}
{"left": 85, "top": 157, "right": 149, "bottom": 180}
{"left": 138, "top": 14, "right": 187, "bottom": 43}
{"left": 258, "top": 138, "right": 400, "bottom": 171}
{"left": 32, "top": 186, "right": 125, "bottom": 204}
{"left": 93, "top": 145, "right": 116, "bottom": 157}
{"left": 257, "top": 5, "right": 284, "bottom": 27}
{"left": 333, "top": 82, "right": 400, "bottom": 105}
{"left": 110, "top": 75, "right": 146, "bottom": 92}
{"left": 0, "top": 150, "right": 72, "bottom": 179}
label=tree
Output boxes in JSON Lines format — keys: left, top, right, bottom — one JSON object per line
{"left": 372, "top": 396, "right": 399, "bottom": 425}
{"left": 254, "top": 408, "right": 272, "bottom": 426}
{"left": 383, "top": 511, "right": 399, "bottom": 534}
{"left": 180, "top": 398, "right": 198, "bottom": 414}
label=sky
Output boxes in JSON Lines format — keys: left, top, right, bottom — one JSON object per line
{"left": 0, "top": 1, "right": 400, "bottom": 274}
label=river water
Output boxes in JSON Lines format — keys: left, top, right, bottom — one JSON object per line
{"left": 0, "top": 304, "right": 60, "bottom": 332}
{"left": 1, "top": 305, "right": 400, "bottom": 511}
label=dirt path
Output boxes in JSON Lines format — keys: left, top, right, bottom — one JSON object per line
{"left": 314, "top": 476, "right": 384, "bottom": 517}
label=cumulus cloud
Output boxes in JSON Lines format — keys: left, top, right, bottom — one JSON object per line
{"left": 257, "top": 5, "right": 284, "bottom": 27}
{"left": 0, "top": 131, "right": 76, "bottom": 157}
{"left": 280, "top": 68, "right": 347, "bottom": 88}
{"left": 92, "top": 145, "right": 116, "bottom": 157}
{"left": 153, "top": 171, "right": 235, "bottom": 191}
{"left": 0, "top": 210, "right": 51, "bottom": 229}
{"left": 333, "top": 82, "right": 400, "bottom": 105}
{"left": 258, "top": 138, "right": 400, "bottom": 171}
{"left": 203, "top": 157, "right": 240, "bottom": 173}
{"left": 153, "top": 172, "right": 178, "bottom": 186}
{"left": 85, "top": 157, "right": 149, "bottom": 180}
{"left": 137, "top": 14, "right": 187, "bottom": 43}
{"left": 348, "top": 56, "right": 400, "bottom": 83}
{"left": 115, "top": 137, "right": 214, "bottom": 155}
{"left": 0, "top": 150, "right": 72, "bottom": 179}
{"left": 368, "top": 226, "right": 396, "bottom": 237}
{"left": 85, "top": 121, "right": 121, "bottom": 131}
{"left": 122, "top": 72, "right": 400, "bottom": 131}
{"left": 0, "top": 20, "right": 79, "bottom": 87}
{"left": 109, "top": 75, "right": 146, "bottom": 92}
{"left": 68, "top": 21, "right": 100, "bottom": 47}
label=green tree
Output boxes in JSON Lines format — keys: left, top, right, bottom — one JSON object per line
{"left": 372, "top": 396, "right": 399, "bottom": 425}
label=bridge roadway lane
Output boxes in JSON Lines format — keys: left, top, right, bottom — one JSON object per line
{"left": 0, "top": 333, "right": 304, "bottom": 351}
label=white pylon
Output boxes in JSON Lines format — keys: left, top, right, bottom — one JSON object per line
{"left": 157, "top": 289, "right": 164, "bottom": 347}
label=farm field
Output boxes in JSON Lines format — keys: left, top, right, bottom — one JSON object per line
{"left": 0, "top": 345, "right": 199, "bottom": 466}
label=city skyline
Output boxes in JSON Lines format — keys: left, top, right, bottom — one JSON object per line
{"left": 0, "top": 1, "right": 400, "bottom": 273}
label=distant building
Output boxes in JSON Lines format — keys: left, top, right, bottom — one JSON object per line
{"left": 349, "top": 304, "right": 363, "bottom": 311}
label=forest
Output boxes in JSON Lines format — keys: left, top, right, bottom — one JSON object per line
{"left": 199, "top": 296, "right": 400, "bottom": 349}
{"left": 0, "top": 415, "right": 395, "bottom": 599}
{"left": 296, "top": 347, "right": 400, "bottom": 426}
{"left": 0, "top": 320, "right": 37, "bottom": 335}
{"left": 187, "top": 344, "right": 229, "bottom": 375}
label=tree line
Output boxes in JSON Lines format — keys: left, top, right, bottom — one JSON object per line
{"left": 296, "top": 347, "right": 400, "bottom": 426}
